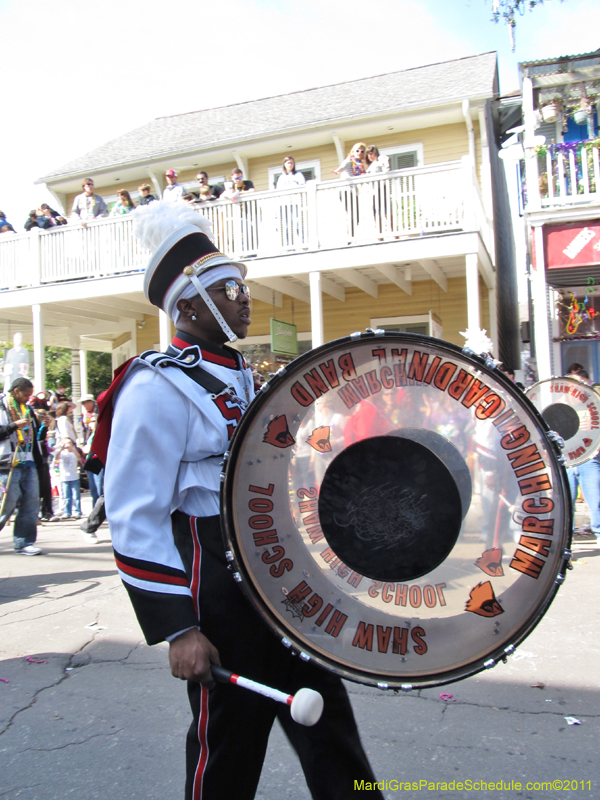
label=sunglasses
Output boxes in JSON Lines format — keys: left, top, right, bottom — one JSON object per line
{"left": 207, "top": 280, "right": 251, "bottom": 301}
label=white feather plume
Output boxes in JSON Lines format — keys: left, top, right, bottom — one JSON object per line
{"left": 460, "top": 327, "right": 494, "bottom": 356}
{"left": 133, "top": 201, "right": 214, "bottom": 253}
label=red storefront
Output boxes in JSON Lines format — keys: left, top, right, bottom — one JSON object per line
{"left": 539, "top": 220, "right": 600, "bottom": 379}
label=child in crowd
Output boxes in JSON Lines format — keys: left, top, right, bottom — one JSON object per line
{"left": 54, "top": 439, "right": 82, "bottom": 519}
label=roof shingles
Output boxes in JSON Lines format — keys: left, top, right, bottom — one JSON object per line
{"left": 40, "top": 52, "right": 497, "bottom": 182}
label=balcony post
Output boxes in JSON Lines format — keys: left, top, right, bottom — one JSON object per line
{"left": 309, "top": 271, "right": 324, "bottom": 348}
{"left": 530, "top": 224, "right": 552, "bottom": 379}
{"left": 32, "top": 304, "right": 45, "bottom": 392}
{"left": 522, "top": 77, "right": 541, "bottom": 212}
{"left": 31, "top": 227, "right": 42, "bottom": 287}
{"left": 306, "top": 181, "right": 319, "bottom": 250}
{"left": 465, "top": 253, "right": 480, "bottom": 333}
{"left": 461, "top": 156, "right": 476, "bottom": 231}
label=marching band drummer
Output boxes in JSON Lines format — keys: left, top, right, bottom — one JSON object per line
{"left": 96, "top": 203, "right": 383, "bottom": 800}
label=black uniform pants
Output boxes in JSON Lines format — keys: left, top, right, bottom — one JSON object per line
{"left": 172, "top": 512, "right": 384, "bottom": 800}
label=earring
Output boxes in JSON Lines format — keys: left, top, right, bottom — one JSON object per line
{"left": 191, "top": 315, "right": 197, "bottom": 321}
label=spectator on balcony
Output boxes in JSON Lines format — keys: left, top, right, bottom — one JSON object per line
{"left": 137, "top": 184, "right": 157, "bottom": 206}
{"left": 71, "top": 179, "right": 108, "bottom": 228}
{"left": 110, "top": 190, "right": 136, "bottom": 216}
{"left": 162, "top": 169, "right": 185, "bottom": 203}
{"left": 24, "top": 210, "right": 42, "bottom": 232}
{"left": 39, "top": 207, "right": 67, "bottom": 227}
{"left": 365, "top": 145, "right": 390, "bottom": 174}
{"left": 365, "top": 146, "right": 390, "bottom": 239}
{"left": 40, "top": 203, "right": 61, "bottom": 219}
{"left": 0, "top": 212, "right": 15, "bottom": 233}
{"left": 222, "top": 168, "right": 254, "bottom": 202}
{"left": 332, "top": 142, "right": 368, "bottom": 178}
{"left": 197, "top": 171, "right": 223, "bottom": 200}
{"left": 276, "top": 157, "right": 306, "bottom": 189}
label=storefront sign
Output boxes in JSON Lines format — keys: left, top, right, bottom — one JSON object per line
{"left": 270, "top": 318, "right": 298, "bottom": 356}
{"left": 545, "top": 221, "right": 600, "bottom": 269}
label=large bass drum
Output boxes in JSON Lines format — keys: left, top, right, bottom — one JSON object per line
{"left": 221, "top": 332, "right": 571, "bottom": 688}
{"left": 526, "top": 376, "right": 600, "bottom": 466}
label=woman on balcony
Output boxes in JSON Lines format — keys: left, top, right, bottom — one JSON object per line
{"left": 365, "top": 145, "right": 390, "bottom": 239}
{"left": 110, "top": 191, "right": 136, "bottom": 216}
{"left": 276, "top": 157, "right": 306, "bottom": 189}
{"left": 277, "top": 157, "right": 306, "bottom": 249}
{"left": 332, "top": 142, "right": 368, "bottom": 178}
{"left": 332, "top": 143, "right": 368, "bottom": 241}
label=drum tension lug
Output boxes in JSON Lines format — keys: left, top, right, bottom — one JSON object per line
{"left": 299, "top": 652, "right": 311, "bottom": 662}
{"left": 546, "top": 430, "right": 565, "bottom": 452}
{"left": 225, "top": 550, "right": 235, "bottom": 562}
{"left": 503, "top": 644, "right": 515, "bottom": 656}
{"left": 555, "top": 573, "right": 565, "bottom": 585}
{"left": 233, "top": 572, "right": 243, "bottom": 583}
{"left": 400, "top": 683, "right": 413, "bottom": 692}
{"left": 350, "top": 331, "right": 362, "bottom": 339}
{"left": 377, "top": 682, "right": 389, "bottom": 690}
{"left": 365, "top": 327, "right": 385, "bottom": 336}
{"left": 483, "top": 658, "right": 496, "bottom": 670}
{"left": 281, "top": 637, "right": 292, "bottom": 649}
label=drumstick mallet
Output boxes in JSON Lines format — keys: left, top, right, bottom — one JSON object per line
{"left": 211, "top": 664, "right": 324, "bottom": 726}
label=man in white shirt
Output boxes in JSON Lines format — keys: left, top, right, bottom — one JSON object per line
{"left": 70, "top": 179, "right": 108, "bottom": 227}
{"left": 162, "top": 169, "right": 186, "bottom": 203}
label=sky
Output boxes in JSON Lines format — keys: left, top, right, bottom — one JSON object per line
{"left": 0, "top": 0, "right": 596, "bottom": 226}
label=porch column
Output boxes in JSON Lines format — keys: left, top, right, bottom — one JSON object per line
{"left": 159, "top": 310, "right": 171, "bottom": 352}
{"left": 465, "top": 254, "right": 481, "bottom": 334}
{"left": 70, "top": 349, "right": 81, "bottom": 406}
{"left": 531, "top": 225, "right": 552, "bottom": 380}
{"left": 522, "top": 77, "right": 541, "bottom": 212}
{"left": 309, "top": 271, "right": 324, "bottom": 348}
{"left": 79, "top": 349, "right": 89, "bottom": 397}
{"left": 32, "top": 304, "right": 45, "bottom": 392}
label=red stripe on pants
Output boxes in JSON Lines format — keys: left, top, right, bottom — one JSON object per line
{"left": 192, "top": 686, "right": 210, "bottom": 800}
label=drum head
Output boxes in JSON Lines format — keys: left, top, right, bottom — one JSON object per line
{"left": 526, "top": 377, "right": 600, "bottom": 466}
{"left": 221, "top": 333, "right": 571, "bottom": 688}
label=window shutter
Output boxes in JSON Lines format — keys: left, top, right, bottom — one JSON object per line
{"left": 390, "top": 151, "right": 418, "bottom": 170}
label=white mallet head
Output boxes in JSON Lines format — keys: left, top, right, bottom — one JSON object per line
{"left": 290, "top": 688, "right": 324, "bottom": 726}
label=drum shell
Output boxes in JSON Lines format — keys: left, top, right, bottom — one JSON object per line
{"left": 221, "top": 332, "right": 572, "bottom": 688}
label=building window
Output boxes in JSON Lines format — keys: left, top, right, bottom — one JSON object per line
{"left": 380, "top": 143, "right": 424, "bottom": 170}
{"left": 268, "top": 160, "right": 321, "bottom": 189}
{"left": 233, "top": 332, "right": 312, "bottom": 376}
{"left": 371, "top": 313, "right": 442, "bottom": 338}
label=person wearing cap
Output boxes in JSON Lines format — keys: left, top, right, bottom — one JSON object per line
{"left": 98, "top": 202, "right": 382, "bottom": 800}
{"left": 162, "top": 169, "right": 185, "bottom": 204}
{"left": 71, "top": 178, "right": 108, "bottom": 227}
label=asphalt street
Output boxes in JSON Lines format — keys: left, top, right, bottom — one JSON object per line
{"left": 0, "top": 496, "right": 599, "bottom": 800}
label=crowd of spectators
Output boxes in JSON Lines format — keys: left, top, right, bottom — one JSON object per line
{"left": 1, "top": 150, "right": 389, "bottom": 237}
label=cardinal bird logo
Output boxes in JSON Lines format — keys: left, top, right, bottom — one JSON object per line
{"left": 475, "top": 548, "right": 504, "bottom": 577}
{"left": 263, "top": 415, "right": 295, "bottom": 448}
{"left": 307, "top": 426, "right": 332, "bottom": 452}
{"left": 465, "top": 581, "right": 504, "bottom": 617}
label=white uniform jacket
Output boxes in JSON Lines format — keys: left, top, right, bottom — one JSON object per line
{"left": 104, "top": 333, "right": 255, "bottom": 644}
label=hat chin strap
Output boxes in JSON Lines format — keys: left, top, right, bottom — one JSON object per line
{"left": 188, "top": 274, "right": 238, "bottom": 343}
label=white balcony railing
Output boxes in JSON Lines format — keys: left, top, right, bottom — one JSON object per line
{"left": 0, "top": 160, "right": 489, "bottom": 290}
{"left": 525, "top": 142, "right": 600, "bottom": 209}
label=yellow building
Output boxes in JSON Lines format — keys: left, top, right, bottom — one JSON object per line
{"left": 0, "top": 51, "right": 518, "bottom": 395}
